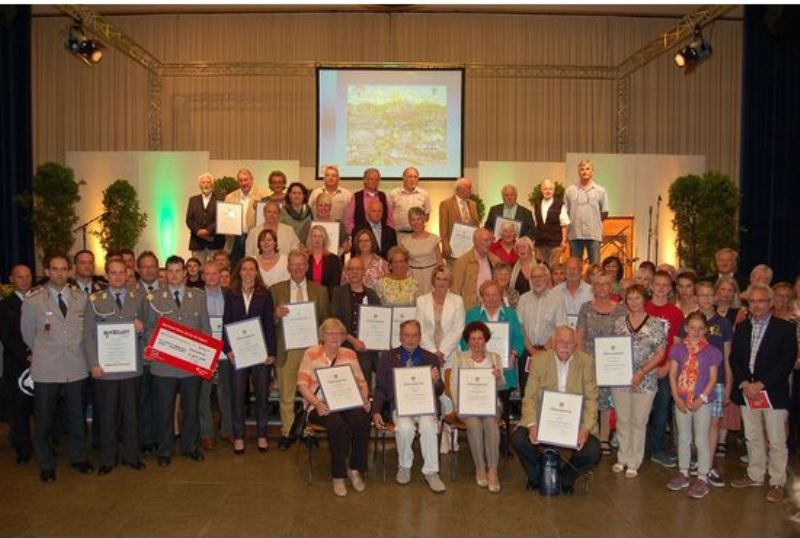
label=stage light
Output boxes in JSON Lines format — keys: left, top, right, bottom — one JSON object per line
{"left": 674, "top": 29, "right": 712, "bottom": 72}
{"left": 65, "top": 21, "right": 104, "bottom": 66}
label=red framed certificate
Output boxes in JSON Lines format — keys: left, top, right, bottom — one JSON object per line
{"left": 144, "top": 317, "right": 223, "bottom": 380}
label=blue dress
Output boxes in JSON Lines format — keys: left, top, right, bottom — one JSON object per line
{"left": 461, "top": 305, "right": 526, "bottom": 389}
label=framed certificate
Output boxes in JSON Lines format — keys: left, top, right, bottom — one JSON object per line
{"left": 449, "top": 223, "right": 477, "bottom": 258}
{"left": 311, "top": 221, "right": 340, "bottom": 252}
{"left": 97, "top": 322, "right": 138, "bottom": 374}
{"left": 357, "top": 305, "right": 393, "bottom": 351}
{"left": 485, "top": 321, "right": 511, "bottom": 369}
{"left": 144, "top": 317, "right": 224, "bottom": 380}
{"left": 393, "top": 366, "right": 436, "bottom": 417}
{"left": 210, "top": 316, "right": 223, "bottom": 340}
{"left": 537, "top": 390, "right": 584, "bottom": 449}
{"left": 493, "top": 217, "right": 522, "bottom": 239}
{"left": 216, "top": 201, "right": 243, "bottom": 236}
{"left": 316, "top": 365, "right": 364, "bottom": 412}
{"left": 456, "top": 368, "right": 497, "bottom": 417}
{"left": 567, "top": 314, "right": 579, "bottom": 329}
{"left": 282, "top": 301, "right": 318, "bottom": 350}
{"left": 390, "top": 306, "right": 417, "bottom": 348}
{"left": 224, "top": 317, "right": 268, "bottom": 370}
{"left": 594, "top": 336, "right": 634, "bottom": 387}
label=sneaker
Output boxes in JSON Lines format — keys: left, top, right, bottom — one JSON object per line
{"left": 612, "top": 462, "right": 625, "bottom": 473}
{"left": 689, "top": 460, "right": 698, "bottom": 476}
{"left": 624, "top": 468, "right": 638, "bottom": 478}
{"left": 766, "top": 486, "right": 786, "bottom": 503}
{"left": 707, "top": 469, "right": 725, "bottom": 488}
{"left": 715, "top": 443, "right": 727, "bottom": 458}
{"left": 347, "top": 469, "right": 366, "bottom": 492}
{"left": 650, "top": 453, "right": 677, "bottom": 468}
{"left": 666, "top": 473, "right": 691, "bottom": 491}
{"left": 730, "top": 476, "right": 764, "bottom": 488}
{"left": 424, "top": 472, "right": 447, "bottom": 493}
{"left": 739, "top": 454, "right": 749, "bottom": 464}
{"left": 396, "top": 467, "right": 411, "bottom": 485}
{"left": 688, "top": 479, "right": 710, "bottom": 499}
{"left": 332, "top": 478, "right": 347, "bottom": 497}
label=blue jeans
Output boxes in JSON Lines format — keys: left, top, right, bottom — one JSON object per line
{"left": 569, "top": 239, "right": 600, "bottom": 264}
{"left": 646, "top": 376, "right": 673, "bottom": 457}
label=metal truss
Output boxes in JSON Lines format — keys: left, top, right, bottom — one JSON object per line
{"left": 467, "top": 64, "right": 615, "bottom": 81}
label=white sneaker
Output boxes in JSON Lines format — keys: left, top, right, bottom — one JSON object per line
{"left": 424, "top": 472, "right": 446, "bottom": 493}
{"left": 396, "top": 467, "right": 411, "bottom": 485}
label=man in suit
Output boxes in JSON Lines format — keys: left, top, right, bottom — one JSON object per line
{"left": 0, "top": 264, "right": 33, "bottom": 464}
{"left": 136, "top": 251, "right": 161, "bottom": 455}
{"left": 730, "top": 283, "right": 796, "bottom": 503}
{"left": 351, "top": 199, "right": 397, "bottom": 260}
{"left": 143, "top": 255, "right": 211, "bottom": 467}
{"left": 450, "top": 227, "right": 500, "bottom": 310}
{"left": 186, "top": 172, "right": 225, "bottom": 262}
{"left": 484, "top": 184, "right": 535, "bottom": 241}
{"left": 531, "top": 179, "right": 570, "bottom": 268}
{"left": 224, "top": 168, "right": 268, "bottom": 265}
{"left": 439, "top": 177, "right": 480, "bottom": 262}
{"left": 271, "top": 249, "right": 331, "bottom": 450}
{"left": 21, "top": 255, "right": 93, "bottom": 482}
{"left": 511, "top": 325, "right": 601, "bottom": 495}
{"left": 83, "top": 258, "right": 147, "bottom": 476}
{"left": 345, "top": 167, "right": 395, "bottom": 234}
{"left": 371, "top": 320, "right": 446, "bottom": 492}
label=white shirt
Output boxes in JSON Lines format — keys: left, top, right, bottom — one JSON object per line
{"left": 202, "top": 193, "right": 212, "bottom": 209}
{"left": 554, "top": 280, "right": 594, "bottom": 322}
{"left": 540, "top": 197, "right": 570, "bottom": 226}
{"left": 555, "top": 355, "right": 572, "bottom": 393}
{"left": 517, "top": 288, "right": 568, "bottom": 346}
{"left": 389, "top": 186, "right": 431, "bottom": 231}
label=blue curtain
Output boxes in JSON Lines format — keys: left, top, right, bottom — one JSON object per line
{"left": 739, "top": 6, "right": 800, "bottom": 282}
{"left": 0, "top": 6, "right": 34, "bottom": 279}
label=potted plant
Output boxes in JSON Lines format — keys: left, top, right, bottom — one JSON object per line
{"left": 93, "top": 179, "right": 148, "bottom": 253}
{"left": 470, "top": 193, "right": 486, "bottom": 222}
{"left": 528, "top": 181, "right": 566, "bottom": 207}
{"left": 213, "top": 176, "right": 239, "bottom": 198}
{"left": 668, "top": 171, "right": 739, "bottom": 275}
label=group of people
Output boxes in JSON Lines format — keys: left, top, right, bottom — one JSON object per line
{"left": 1, "top": 161, "right": 798, "bottom": 503}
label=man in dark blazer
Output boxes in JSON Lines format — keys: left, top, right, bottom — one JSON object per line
{"left": 730, "top": 283, "right": 797, "bottom": 503}
{"left": 351, "top": 199, "right": 397, "bottom": 259}
{"left": 186, "top": 172, "right": 225, "bottom": 262}
{"left": 0, "top": 264, "right": 33, "bottom": 464}
{"left": 483, "top": 184, "right": 535, "bottom": 241}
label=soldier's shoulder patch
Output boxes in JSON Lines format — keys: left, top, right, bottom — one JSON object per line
{"left": 25, "top": 286, "right": 44, "bottom": 299}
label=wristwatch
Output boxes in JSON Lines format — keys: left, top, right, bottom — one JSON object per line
{"left": 699, "top": 394, "right": 709, "bottom": 404}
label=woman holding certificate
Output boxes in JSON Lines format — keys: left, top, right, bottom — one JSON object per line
{"left": 610, "top": 284, "right": 666, "bottom": 478}
{"left": 462, "top": 280, "right": 526, "bottom": 457}
{"left": 297, "top": 318, "right": 371, "bottom": 497}
{"left": 299, "top": 192, "right": 350, "bottom": 255}
{"left": 452, "top": 321, "right": 507, "bottom": 493}
{"left": 223, "top": 257, "right": 277, "bottom": 455}
{"left": 305, "top": 225, "right": 342, "bottom": 296}
{"left": 375, "top": 246, "right": 420, "bottom": 307}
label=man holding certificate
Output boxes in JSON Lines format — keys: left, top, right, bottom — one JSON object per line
{"left": 83, "top": 259, "right": 147, "bottom": 476}
{"left": 271, "top": 249, "right": 330, "bottom": 450}
{"left": 511, "top": 326, "right": 601, "bottom": 495}
{"left": 143, "top": 256, "right": 212, "bottom": 467}
{"left": 371, "top": 320, "right": 446, "bottom": 493}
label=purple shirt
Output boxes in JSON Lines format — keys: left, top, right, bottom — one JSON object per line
{"left": 669, "top": 341, "right": 723, "bottom": 403}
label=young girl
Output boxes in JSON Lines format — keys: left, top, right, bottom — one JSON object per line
{"left": 667, "top": 311, "right": 722, "bottom": 499}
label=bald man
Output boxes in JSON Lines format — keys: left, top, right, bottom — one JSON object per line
{"left": 483, "top": 184, "right": 535, "bottom": 241}
{"left": 440, "top": 178, "right": 480, "bottom": 261}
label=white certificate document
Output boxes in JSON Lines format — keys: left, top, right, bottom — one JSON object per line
{"left": 311, "top": 221, "right": 340, "bottom": 251}
{"left": 493, "top": 217, "right": 522, "bottom": 239}
{"left": 449, "top": 223, "right": 477, "bottom": 258}
{"left": 485, "top": 321, "right": 511, "bottom": 368}
{"left": 282, "top": 301, "right": 318, "bottom": 350}
{"left": 393, "top": 366, "right": 436, "bottom": 417}
{"left": 225, "top": 317, "right": 268, "bottom": 370}
{"left": 316, "top": 365, "right": 364, "bottom": 412}
{"left": 457, "top": 368, "right": 496, "bottom": 417}
{"left": 357, "top": 305, "right": 393, "bottom": 350}
{"left": 594, "top": 336, "right": 634, "bottom": 387}
{"left": 567, "top": 314, "right": 579, "bottom": 329}
{"left": 255, "top": 201, "right": 268, "bottom": 228}
{"left": 390, "top": 306, "right": 417, "bottom": 348}
{"left": 216, "top": 201, "right": 243, "bottom": 236}
{"left": 537, "top": 391, "right": 584, "bottom": 449}
{"left": 210, "top": 316, "right": 223, "bottom": 340}
{"left": 97, "top": 323, "right": 137, "bottom": 373}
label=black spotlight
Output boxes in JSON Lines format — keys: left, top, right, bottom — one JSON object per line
{"left": 65, "top": 21, "right": 104, "bottom": 66}
{"left": 674, "top": 28, "right": 712, "bottom": 72}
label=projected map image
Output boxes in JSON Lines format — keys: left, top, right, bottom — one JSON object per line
{"left": 346, "top": 85, "right": 448, "bottom": 166}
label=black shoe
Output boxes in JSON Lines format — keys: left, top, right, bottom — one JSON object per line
{"left": 124, "top": 460, "right": 146, "bottom": 470}
{"left": 561, "top": 483, "right": 575, "bottom": 496}
{"left": 183, "top": 450, "right": 205, "bottom": 462}
{"left": 158, "top": 456, "right": 171, "bottom": 468}
{"left": 525, "top": 479, "right": 539, "bottom": 491}
{"left": 303, "top": 436, "right": 319, "bottom": 449}
{"left": 98, "top": 465, "right": 114, "bottom": 476}
{"left": 278, "top": 436, "right": 294, "bottom": 451}
{"left": 141, "top": 443, "right": 156, "bottom": 456}
{"left": 40, "top": 469, "right": 56, "bottom": 483}
{"left": 16, "top": 453, "right": 31, "bottom": 465}
{"left": 72, "top": 461, "right": 94, "bottom": 474}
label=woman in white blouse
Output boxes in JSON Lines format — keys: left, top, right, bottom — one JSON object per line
{"left": 416, "top": 264, "right": 465, "bottom": 366}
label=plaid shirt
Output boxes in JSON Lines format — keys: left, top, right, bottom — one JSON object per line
{"left": 749, "top": 315, "right": 771, "bottom": 372}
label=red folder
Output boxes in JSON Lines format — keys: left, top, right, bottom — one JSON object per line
{"left": 745, "top": 390, "right": 773, "bottom": 410}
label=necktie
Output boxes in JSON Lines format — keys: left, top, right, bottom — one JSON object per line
{"left": 84, "top": 285, "right": 90, "bottom": 295}
{"left": 460, "top": 200, "right": 469, "bottom": 222}
{"left": 147, "top": 285, "right": 154, "bottom": 292}
{"left": 115, "top": 293, "right": 123, "bottom": 310}
{"left": 174, "top": 290, "right": 181, "bottom": 308}
{"left": 57, "top": 293, "right": 68, "bottom": 318}
{"left": 294, "top": 284, "right": 303, "bottom": 302}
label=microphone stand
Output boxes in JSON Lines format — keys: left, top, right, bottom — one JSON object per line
{"left": 72, "top": 213, "right": 106, "bottom": 251}
{"left": 654, "top": 195, "right": 662, "bottom": 265}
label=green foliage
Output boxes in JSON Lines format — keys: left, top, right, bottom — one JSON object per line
{"left": 18, "top": 162, "right": 84, "bottom": 262}
{"left": 470, "top": 194, "right": 486, "bottom": 221}
{"left": 0, "top": 284, "right": 14, "bottom": 299}
{"left": 213, "top": 176, "right": 239, "bottom": 198}
{"left": 93, "top": 179, "right": 148, "bottom": 253}
{"left": 528, "top": 181, "right": 566, "bottom": 206}
{"left": 668, "top": 171, "right": 739, "bottom": 275}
